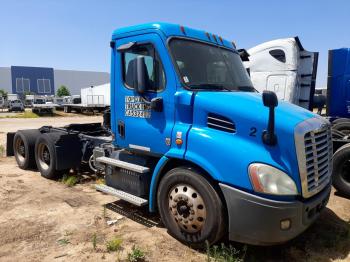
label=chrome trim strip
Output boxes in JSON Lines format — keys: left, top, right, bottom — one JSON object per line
{"left": 129, "top": 144, "right": 151, "bottom": 152}
{"left": 207, "top": 116, "right": 233, "bottom": 125}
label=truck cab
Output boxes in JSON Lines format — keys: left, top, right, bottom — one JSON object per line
{"left": 245, "top": 37, "right": 318, "bottom": 111}
{"left": 9, "top": 23, "right": 333, "bottom": 247}
{"left": 103, "top": 23, "right": 332, "bottom": 246}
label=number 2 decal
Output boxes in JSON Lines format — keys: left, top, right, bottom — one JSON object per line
{"left": 249, "top": 127, "right": 257, "bottom": 137}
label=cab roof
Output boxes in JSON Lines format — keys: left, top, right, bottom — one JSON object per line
{"left": 112, "top": 22, "right": 235, "bottom": 49}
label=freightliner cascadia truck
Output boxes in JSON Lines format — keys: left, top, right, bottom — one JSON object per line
{"left": 7, "top": 23, "right": 333, "bottom": 247}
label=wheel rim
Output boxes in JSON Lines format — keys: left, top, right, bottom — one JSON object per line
{"left": 37, "top": 143, "right": 51, "bottom": 170}
{"left": 341, "top": 160, "right": 350, "bottom": 183}
{"left": 168, "top": 184, "right": 207, "bottom": 234}
{"left": 14, "top": 137, "right": 25, "bottom": 164}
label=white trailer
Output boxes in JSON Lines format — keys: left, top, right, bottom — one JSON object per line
{"left": 244, "top": 37, "right": 318, "bottom": 110}
{"left": 63, "top": 84, "right": 110, "bottom": 113}
{"left": 81, "top": 83, "right": 110, "bottom": 106}
{"left": 7, "top": 94, "right": 19, "bottom": 102}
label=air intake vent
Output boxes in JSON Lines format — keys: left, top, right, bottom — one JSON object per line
{"left": 207, "top": 113, "right": 235, "bottom": 133}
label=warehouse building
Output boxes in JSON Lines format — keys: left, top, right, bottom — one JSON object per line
{"left": 0, "top": 66, "right": 109, "bottom": 96}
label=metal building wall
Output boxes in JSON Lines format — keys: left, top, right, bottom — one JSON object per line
{"left": 11, "top": 66, "right": 55, "bottom": 95}
{"left": 0, "top": 67, "right": 12, "bottom": 93}
{"left": 54, "top": 69, "right": 109, "bottom": 95}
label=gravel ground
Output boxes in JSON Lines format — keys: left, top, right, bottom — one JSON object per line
{"left": 0, "top": 116, "right": 349, "bottom": 262}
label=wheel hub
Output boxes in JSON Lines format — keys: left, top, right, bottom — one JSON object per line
{"left": 19, "top": 144, "right": 25, "bottom": 156}
{"left": 15, "top": 137, "right": 26, "bottom": 163}
{"left": 169, "top": 184, "right": 206, "bottom": 233}
{"left": 38, "top": 143, "right": 50, "bottom": 170}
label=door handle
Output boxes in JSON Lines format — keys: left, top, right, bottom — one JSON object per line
{"left": 118, "top": 120, "right": 125, "bottom": 139}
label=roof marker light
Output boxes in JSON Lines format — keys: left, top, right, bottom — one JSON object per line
{"left": 212, "top": 34, "right": 217, "bottom": 43}
{"left": 219, "top": 36, "right": 224, "bottom": 44}
{"left": 231, "top": 41, "right": 237, "bottom": 49}
{"left": 180, "top": 25, "right": 186, "bottom": 35}
{"left": 205, "top": 32, "right": 211, "bottom": 40}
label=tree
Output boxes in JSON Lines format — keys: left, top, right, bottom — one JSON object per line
{"left": 0, "top": 89, "right": 8, "bottom": 99}
{"left": 57, "top": 85, "right": 70, "bottom": 97}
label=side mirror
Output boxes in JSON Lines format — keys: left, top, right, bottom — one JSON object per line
{"left": 262, "top": 91, "right": 278, "bottom": 146}
{"left": 262, "top": 90, "right": 278, "bottom": 108}
{"left": 134, "top": 56, "right": 148, "bottom": 95}
{"left": 238, "top": 49, "right": 250, "bottom": 62}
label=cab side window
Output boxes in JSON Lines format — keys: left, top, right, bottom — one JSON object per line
{"left": 269, "top": 49, "right": 286, "bottom": 63}
{"left": 122, "top": 44, "right": 166, "bottom": 92}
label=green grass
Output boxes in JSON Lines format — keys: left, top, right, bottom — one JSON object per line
{"left": 3, "top": 111, "right": 39, "bottom": 118}
{"left": 206, "top": 242, "right": 247, "bottom": 262}
{"left": 57, "top": 238, "right": 70, "bottom": 245}
{"left": 106, "top": 237, "right": 123, "bottom": 252}
{"left": 92, "top": 233, "right": 97, "bottom": 250}
{"left": 0, "top": 144, "right": 4, "bottom": 157}
{"left": 127, "top": 245, "right": 146, "bottom": 262}
{"left": 61, "top": 174, "right": 79, "bottom": 187}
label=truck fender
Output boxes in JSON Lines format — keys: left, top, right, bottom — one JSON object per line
{"left": 149, "top": 156, "right": 169, "bottom": 212}
{"left": 148, "top": 154, "right": 223, "bottom": 212}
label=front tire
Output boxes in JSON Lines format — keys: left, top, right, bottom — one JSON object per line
{"left": 157, "top": 167, "right": 225, "bottom": 248}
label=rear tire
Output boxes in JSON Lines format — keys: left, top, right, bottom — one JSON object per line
{"left": 332, "top": 144, "right": 350, "bottom": 197}
{"left": 157, "top": 167, "right": 226, "bottom": 248}
{"left": 35, "top": 133, "right": 66, "bottom": 179}
{"left": 13, "top": 130, "right": 40, "bottom": 169}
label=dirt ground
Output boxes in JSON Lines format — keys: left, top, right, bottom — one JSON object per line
{"left": 0, "top": 116, "right": 349, "bottom": 262}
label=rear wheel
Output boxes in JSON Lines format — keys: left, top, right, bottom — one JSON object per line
{"left": 157, "top": 167, "right": 226, "bottom": 248}
{"left": 13, "top": 130, "right": 40, "bottom": 169}
{"left": 35, "top": 133, "right": 66, "bottom": 179}
{"left": 332, "top": 144, "right": 350, "bottom": 197}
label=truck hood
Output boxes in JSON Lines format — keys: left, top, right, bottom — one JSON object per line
{"left": 192, "top": 91, "right": 319, "bottom": 135}
{"left": 187, "top": 91, "right": 324, "bottom": 193}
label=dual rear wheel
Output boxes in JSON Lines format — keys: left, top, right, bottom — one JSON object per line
{"left": 13, "top": 131, "right": 66, "bottom": 179}
{"left": 14, "top": 132, "right": 227, "bottom": 247}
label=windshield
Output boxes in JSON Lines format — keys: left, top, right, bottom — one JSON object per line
{"left": 169, "top": 38, "right": 255, "bottom": 92}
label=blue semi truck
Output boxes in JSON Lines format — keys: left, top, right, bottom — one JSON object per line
{"left": 7, "top": 23, "right": 333, "bottom": 247}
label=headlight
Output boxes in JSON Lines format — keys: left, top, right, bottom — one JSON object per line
{"left": 248, "top": 163, "right": 298, "bottom": 195}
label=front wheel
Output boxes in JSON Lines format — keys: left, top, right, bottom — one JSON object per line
{"left": 157, "top": 167, "right": 226, "bottom": 248}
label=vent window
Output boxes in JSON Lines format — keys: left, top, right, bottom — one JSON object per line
{"left": 269, "top": 49, "right": 286, "bottom": 63}
{"left": 207, "top": 113, "right": 236, "bottom": 133}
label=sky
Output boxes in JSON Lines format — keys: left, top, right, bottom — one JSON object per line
{"left": 1, "top": 0, "right": 350, "bottom": 88}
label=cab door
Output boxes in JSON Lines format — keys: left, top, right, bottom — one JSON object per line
{"left": 113, "top": 33, "right": 176, "bottom": 155}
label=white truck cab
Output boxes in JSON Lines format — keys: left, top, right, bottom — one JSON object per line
{"left": 244, "top": 37, "right": 318, "bottom": 110}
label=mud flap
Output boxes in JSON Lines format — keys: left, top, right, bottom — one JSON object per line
{"left": 6, "top": 132, "right": 15, "bottom": 156}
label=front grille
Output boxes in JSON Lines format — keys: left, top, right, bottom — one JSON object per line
{"left": 304, "top": 127, "right": 332, "bottom": 193}
{"left": 295, "top": 118, "right": 332, "bottom": 198}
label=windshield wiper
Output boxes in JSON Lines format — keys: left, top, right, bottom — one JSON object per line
{"left": 187, "top": 83, "right": 231, "bottom": 91}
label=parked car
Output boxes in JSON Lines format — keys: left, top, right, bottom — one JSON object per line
{"left": 8, "top": 100, "right": 25, "bottom": 112}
